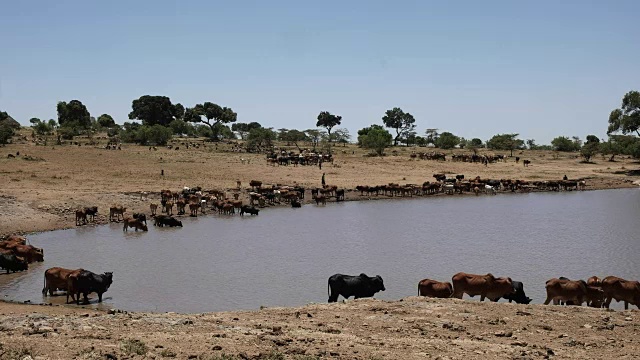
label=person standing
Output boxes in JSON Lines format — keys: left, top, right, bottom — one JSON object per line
{"left": 322, "top": 173, "right": 326, "bottom": 187}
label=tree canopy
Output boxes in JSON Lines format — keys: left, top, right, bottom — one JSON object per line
{"left": 359, "top": 127, "right": 392, "bottom": 156}
{"left": 246, "top": 127, "right": 276, "bottom": 153}
{"left": 486, "top": 133, "right": 525, "bottom": 155}
{"left": 97, "top": 114, "right": 116, "bottom": 128}
{"left": 232, "top": 122, "right": 262, "bottom": 140}
{"left": 434, "top": 131, "right": 460, "bottom": 149}
{"left": 128, "top": 95, "right": 181, "bottom": 126}
{"left": 316, "top": 111, "right": 342, "bottom": 141}
{"left": 382, "top": 107, "right": 416, "bottom": 146}
{"left": 186, "top": 102, "right": 237, "bottom": 140}
{"left": 608, "top": 90, "right": 640, "bottom": 137}
{"left": 551, "top": 136, "right": 581, "bottom": 152}
{"left": 331, "top": 128, "right": 351, "bottom": 145}
{"left": 57, "top": 100, "right": 91, "bottom": 130}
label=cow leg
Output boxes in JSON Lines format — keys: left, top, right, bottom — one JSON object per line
{"left": 603, "top": 296, "right": 612, "bottom": 309}
{"left": 625, "top": 301, "right": 629, "bottom": 310}
{"left": 98, "top": 293, "right": 103, "bottom": 302}
{"left": 479, "top": 295, "right": 486, "bottom": 302}
{"left": 544, "top": 296, "right": 553, "bottom": 305}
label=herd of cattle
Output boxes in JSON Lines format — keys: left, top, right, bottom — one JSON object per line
{"left": 329, "top": 272, "right": 640, "bottom": 310}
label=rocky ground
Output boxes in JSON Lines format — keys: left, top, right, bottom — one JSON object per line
{"left": 0, "top": 297, "right": 638, "bottom": 360}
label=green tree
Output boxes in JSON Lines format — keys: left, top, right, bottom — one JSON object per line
{"left": 382, "top": 107, "right": 416, "bottom": 146}
{"left": 415, "top": 136, "right": 428, "bottom": 147}
{"left": 425, "top": 129, "right": 439, "bottom": 145}
{"left": 316, "top": 111, "right": 342, "bottom": 142}
{"left": 232, "top": 122, "right": 262, "bottom": 140}
{"left": 128, "top": 95, "right": 181, "bottom": 126}
{"left": 434, "top": 131, "right": 460, "bottom": 149}
{"left": 526, "top": 139, "right": 536, "bottom": 150}
{"left": 486, "top": 133, "right": 525, "bottom": 156}
{"left": 305, "top": 129, "right": 323, "bottom": 150}
{"left": 187, "top": 102, "right": 237, "bottom": 140}
{"left": 470, "top": 138, "right": 483, "bottom": 147}
{"left": 30, "top": 118, "right": 53, "bottom": 135}
{"left": 360, "top": 127, "right": 393, "bottom": 156}
{"left": 357, "top": 125, "right": 385, "bottom": 145}
{"left": 57, "top": 100, "right": 91, "bottom": 131}
{"left": 169, "top": 119, "right": 194, "bottom": 136}
{"left": 551, "top": 136, "right": 580, "bottom": 152}
{"left": 97, "top": 114, "right": 116, "bottom": 128}
{"left": 585, "top": 135, "right": 600, "bottom": 145}
{"left": 173, "top": 103, "right": 185, "bottom": 121}
{"left": 608, "top": 90, "right": 640, "bottom": 136}
{"left": 246, "top": 127, "right": 276, "bottom": 152}
{"left": 580, "top": 141, "right": 599, "bottom": 162}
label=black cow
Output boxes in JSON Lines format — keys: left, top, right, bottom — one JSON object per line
{"left": 154, "top": 215, "right": 183, "bottom": 227}
{"left": 502, "top": 281, "right": 532, "bottom": 304}
{"left": 132, "top": 213, "right": 147, "bottom": 225}
{"left": 72, "top": 270, "right": 113, "bottom": 305}
{"left": 291, "top": 200, "right": 302, "bottom": 208}
{"left": 328, "top": 273, "right": 385, "bottom": 303}
{"left": 335, "top": 189, "right": 345, "bottom": 201}
{"left": 0, "top": 254, "right": 28, "bottom": 273}
{"left": 83, "top": 206, "right": 98, "bottom": 222}
{"left": 239, "top": 205, "right": 259, "bottom": 216}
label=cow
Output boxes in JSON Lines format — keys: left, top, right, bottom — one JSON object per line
{"left": 123, "top": 218, "right": 148, "bottom": 232}
{"left": 587, "top": 276, "right": 601, "bottom": 287}
{"left": 153, "top": 215, "right": 183, "bottom": 227}
{"left": 11, "top": 244, "right": 44, "bottom": 263}
{"left": 328, "top": 273, "right": 385, "bottom": 303}
{"left": 335, "top": 189, "right": 345, "bottom": 202}
{"left": 239, "top": 205, "right": 259, "bottom": 216}
{"left": 501, "top": 281, "right": 532, "bottom": 304}
{"left": 0, "top": 254, "right": 28, "bottom": 273}
{"left": 67, "top": 270, "right": 113, "bottom": 305}
{"left": 484, "top": 184, "right": 496, "bottom": 195}
{"left": 132, "top": 213, "right": 147, "bottom": 225}
{"left": 42, "top": 267, "right": 84, "bottom": 296}
{"left": 417, "top": 279, "right": 453, "bottom": 298}
{"left": 150, "top": 203, "right": 158, "bottom": 216}
{"left": 523, "top": 160, "right": 531, "bottom": 167}
{"left": 601, "top": 276, "right": 640, "bottom": 310}
{"left": 189, "top": 203, "right": 199, "bottom": 217}
{"left": 83, "top": 206, "right": 98, "bottom": 222}
{"left": 314, "top": 195, "right": 327, "bottom": 205}
{"left": 109, "top": 206, "right": 126, "bottom": 222}
{"left": 451, "top": 272, "right": 514, "bottom": 301}
{"left": 544, "top": 278, "right": 587, "bottom": 306}
{"left": 75, "top": 209, "right": 87, "bottom": 226}
{"left": 291, "top": 200, "right": 302, "bottom": 208}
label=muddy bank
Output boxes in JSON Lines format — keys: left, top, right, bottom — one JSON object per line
{"left": 0, "top": 297, "right": 637, "bottom": 359}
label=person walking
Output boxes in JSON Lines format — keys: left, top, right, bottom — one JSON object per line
{"left": 321, "top": 173, "right": 326, "bottom": 187}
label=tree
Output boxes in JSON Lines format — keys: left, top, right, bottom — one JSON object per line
{"left": 434, "top": 131, "right": 460, "bottom": 149}
{"left": 585, "top": 135, "right": 600, "bottom": 145}
{"left": 169, "top": 119, "right": 194, "bottom": 136}
{"left": 246, "top": 127, "right": 276, "bottom": 153}
{"left": 425, "top": 129, "right": 439, "bottom": 145}
{"left": 173, "top": 103, "right": 185, "bottom": 121}
{"left": 97, "top": 114, "right": 116, "bottom": 128}
{"left": 551, "top": 136, "right": 580, "bottom": 152}
{"left": 30, "top": 118, "right": 54, "bottom": 135}
{"left": 469, "top": 138, "right": 483, "bottom": 147}
{"left": 486, "top": 133, "right": 525, "bottom": 156}
{"left": 57, "top": 100, "right": 91, "bottom": 130}
{"left": 331, "top": 128, "right": 351, "bottom": 146}
{"left": 0, "top": 124, "right": 13, "bottom": 144}
{"left": 128, "top": 95, "right": 181, "bottom": 126}
{"left": 526, "top": 139, "right": 537, "bottom": 150}
{"left": 359, "top": 127, "right": 392, "bottom": 156}
{"left": 187, "top": 102, "right": 237, "bottom": 140}
{"left": 232, "top": 122, "right": 262, "bottom": 140}
{"left": 580, "top": 141, "right": 599, "bottom": 162}
{"left": 382, "top": 107, "right": 416, "bottom": 146}
{"left": 608, "top": 90, "right": 640, "bottom": 136}
{"left": 571, "top": 136, "right": 582, "bottom": 149}
{"left": 415, "top": 136, "right": 428, "bottom": 147}
{"left": 305, "top": 129, "right": 323, "bottom": 150}
{"left": 400, "top": 130, "right": 418, "bottom": 147}
{"left": 316, "top": 111, "right": 342, "bottom": 142}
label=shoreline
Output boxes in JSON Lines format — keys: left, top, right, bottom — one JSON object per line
{"left": 0, "top": 296, "right": 637, "bottom": 359}
{"left": 2, "top": 178, "right": 637, "bottom": 239}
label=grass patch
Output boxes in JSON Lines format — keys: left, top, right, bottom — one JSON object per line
{"left": 120, "top": 339, "right": 148, "bottom": 355}
{"left": 0, "top": 344, "right": 38, "bottom": 360}
{"left": 160, "top": 348, "right": 177, "bottom": 358}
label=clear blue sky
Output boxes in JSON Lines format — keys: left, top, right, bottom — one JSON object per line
{"left": 1, "top": 1, "right": 638, "bottom": 144}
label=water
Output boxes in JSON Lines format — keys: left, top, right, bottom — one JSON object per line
{"left": 1, "top": 188, "right": 639, "bottom": 313}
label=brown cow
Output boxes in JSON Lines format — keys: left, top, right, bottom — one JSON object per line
{"left": 418, "top": 279, "right": 453, "bottom": 298}
{"left": 109, "top": 206, "right": 127, "bottom": 222}
{"left": 164, "top": 202, "right": 174, "bottom": 216}
{"left": 451, "top": 272, "right": 514, "bottom": 301}
{"left": 587, "top": 276, "right": 602, "bottom": 287}
{"left": 150, "top": 203, "right": 158, "bottom": 216}
{"left": 75, "top": 209, "right": 87, "bottom": 226}
{"left": 123, "top": 218, "right": 148, "bottom": 232}
{"left": 189, "top": 203, "right": 199, "bottom": 217}
{"left": 42, "top": 267, "right": 84, "bottom": 296}
{"left": 12, "top": 244, "right": 44, "bottom": 263}
{"left": 601, "top": 276, "right": 640, "bottom": 310}
{"left": 544, "top": 278, "right": 587, "bottom": 306}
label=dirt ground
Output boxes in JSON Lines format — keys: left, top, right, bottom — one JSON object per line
{"left": 0, "top": 296, "right": 638, "bottom": 360}
{"left": 1, "top": 133, "right": 638, "bottom": 238}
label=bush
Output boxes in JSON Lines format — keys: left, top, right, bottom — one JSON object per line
{"left": 0, "top": 124, "right": 14, "bottom": 144}
{"left": 120, "top": 339, "right": 148, "bottom": 355}
{"left": 120, "top": 124, "right": 173, "bottom": 145}
{"left": 359, "top": 127, "right": 392, "bottom": 156}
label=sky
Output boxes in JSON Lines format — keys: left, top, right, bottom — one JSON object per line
{"left": 1, "top": 0, "right": 639, "bottom": 144}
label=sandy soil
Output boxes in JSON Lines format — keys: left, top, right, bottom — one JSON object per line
{"left": 0, "top": 296, "right": 638, "bottom": 360}
{"left": 1, "top": 134, "right": 637, "bottom": 238}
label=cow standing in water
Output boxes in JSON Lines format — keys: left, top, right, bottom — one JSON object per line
{"left": 328, "top": 273, "right": 385, "bottom": 302}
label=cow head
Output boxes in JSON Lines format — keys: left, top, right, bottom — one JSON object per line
{"left": 373, "top": 275, "right": 385, "bottom": 292}
{"left": 31, "top": 248, "right": 44, "bottom": 262}
{"left": 103, "top": 272, "right": 114, "bottom": 289}
{"left": 140, "top": 223, "right": 149, "bottom": 231}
